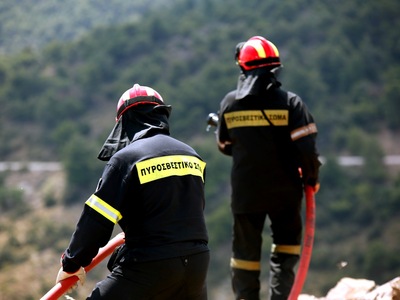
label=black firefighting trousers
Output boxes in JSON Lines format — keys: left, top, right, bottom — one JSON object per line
{"left": 231, "top": 198, "right": 302, "bottom": 300}
{"left": 86, "top": 251, "right": 210, "bottom": 300}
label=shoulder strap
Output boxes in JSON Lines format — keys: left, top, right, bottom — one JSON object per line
{"left": 260, "top": 109, "right": 274, "bottom": 126}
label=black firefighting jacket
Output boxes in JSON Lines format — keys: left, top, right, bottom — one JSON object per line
{"left": 217, "top": 73, "right": 321, "bottom": 213}
{"left": 62, "top": 111, "right": 208, "bottom": 272}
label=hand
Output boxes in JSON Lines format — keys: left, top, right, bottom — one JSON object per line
{"left": 56, "top": 267, "right": 86, "bottom": 292}
{"left": 312, "top": 182, "right": 320, "bottom": 194}
{"left": 217, "top": 140, "right": 232, "bottom": 155}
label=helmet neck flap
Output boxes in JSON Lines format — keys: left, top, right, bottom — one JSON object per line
{"left": 235, "top": 66, "right": 282, "bottom": 100}
{"left": 97, "top": 85, "right": 171, "bottom": 161}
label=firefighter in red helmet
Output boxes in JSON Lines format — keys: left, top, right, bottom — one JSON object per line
{"left": 216, "top": 36, "right": 321, "bottom": 300}
{"left": 55, "top": 84, "right": 210, "bottom": 299}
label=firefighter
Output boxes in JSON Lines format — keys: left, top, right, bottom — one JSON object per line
{"left": 216, "top": 36, "right": 321, "bottom": 300}
{"left": 55, "top": 84, "right": 210, "bottom": 299}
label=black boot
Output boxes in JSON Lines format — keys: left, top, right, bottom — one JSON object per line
{"left": 232, "top": 268, "right": 261, "bottom": 300}
{"left": 269, "top": 253, "right": 299, "bottom": 300}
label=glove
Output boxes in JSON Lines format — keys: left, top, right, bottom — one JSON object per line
{"left": 56, "top": 267, "right": 86, "bottom": 292}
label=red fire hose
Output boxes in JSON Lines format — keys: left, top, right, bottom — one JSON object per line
{"left": 288, "top": 185, "right": 316, "bottom": 300}
{"left": 40, "top": 232, "right": 125, "bottom": 300}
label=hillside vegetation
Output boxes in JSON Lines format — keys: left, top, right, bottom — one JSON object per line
{"left": 0, "top": 0, "right": 172, "bottom": 54}
{"left": 0, "top": 0, "right": 400, "bottom": 299}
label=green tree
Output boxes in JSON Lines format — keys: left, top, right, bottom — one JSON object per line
{"left": 61, "top": 134, "right": 104, "bottom": 204}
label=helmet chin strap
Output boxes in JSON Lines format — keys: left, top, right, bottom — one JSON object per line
{"left": 269, "top": 65, "right": 283, "bottom": 78}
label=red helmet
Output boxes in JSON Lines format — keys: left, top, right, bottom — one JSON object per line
{"left": 237, "top": 36, "right": 281, "bottom": 71}
{"left": 116, "top": 84, "right": 164, "bottom": 121}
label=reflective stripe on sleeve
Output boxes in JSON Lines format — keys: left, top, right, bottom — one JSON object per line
{"left": 290, "top": 123, "right": 317, "bottom": 141}
{"left": 230, "top": 257, "right": 261, "bottom": 271}
{"left": 271, "top": 244, "right": 301, "bottom": 255}
{"left": 85, "top": 194, "right": 123, "bottom": 224}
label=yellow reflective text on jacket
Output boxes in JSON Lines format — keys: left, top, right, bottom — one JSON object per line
{"left": 136, "top": 155, "right": 206, "bottom": 184}
{"left": 224, "top": 110, "right": 288, "bottom": 129}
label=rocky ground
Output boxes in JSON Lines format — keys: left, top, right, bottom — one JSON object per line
{"left": 300, "top": 277, "right": 400, "bottom": 300}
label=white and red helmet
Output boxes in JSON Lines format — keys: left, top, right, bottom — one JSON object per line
{"left": 237, "top": 36, "right": 281, "bottom": 71}
{"left": 116, "top": 84, "right": 164, "bottom": 121}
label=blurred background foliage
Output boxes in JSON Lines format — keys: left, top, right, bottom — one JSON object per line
{"left": 0, "top": 0, "right": 399, "bottom": 298}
